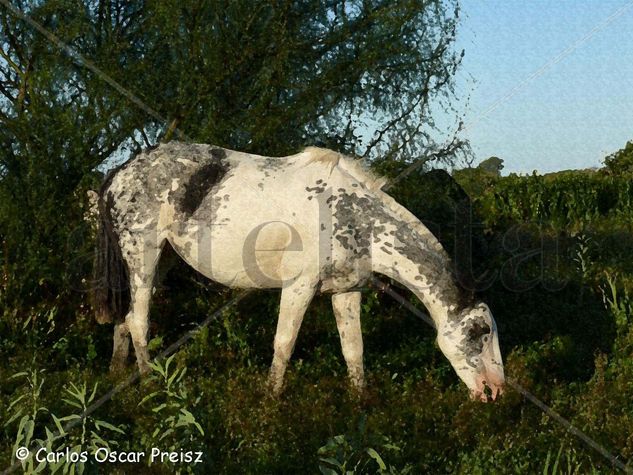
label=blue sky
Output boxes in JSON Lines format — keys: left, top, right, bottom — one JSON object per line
{"left": 455, "top": 1, "right": 633, "bottom": 174}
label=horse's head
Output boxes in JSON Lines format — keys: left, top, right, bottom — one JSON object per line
{"left": 436, "top": 302, "right": 504, "bottom": 402}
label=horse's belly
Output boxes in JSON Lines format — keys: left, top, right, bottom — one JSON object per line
{"left": 169, "top": 216, "right": 318, "bottom": 289}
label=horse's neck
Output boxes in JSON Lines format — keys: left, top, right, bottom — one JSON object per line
{"left": 376, "top": 190, "right": 449, "bottom": 259}
{"left": 370, "top": 195, "right": 468, "bottom": 328}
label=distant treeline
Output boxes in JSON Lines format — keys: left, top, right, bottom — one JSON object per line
{"left": 477, "top": 172, "right": 633, "bottom": 228}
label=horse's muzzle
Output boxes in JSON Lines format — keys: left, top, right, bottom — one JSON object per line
{"left": 471, "top": 368, "right": 505, "bottom": 402}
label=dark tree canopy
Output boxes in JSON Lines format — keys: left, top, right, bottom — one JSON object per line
{"left": 603, "top": 141, "right": 633, "bottom": 176}
{"left": 478, "top": 156, "right": 504, "bottom": 176}
{"left": 0, "top": 0, "right": 465, "bottom": 312}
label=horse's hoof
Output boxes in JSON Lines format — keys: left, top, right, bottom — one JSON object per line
{"left": 109, "top": 365, "right": 128, "bottom": 377}
{"left": 137, "top": 364, "right": 152, "bottom": 377}
{"left": 109, "top": 357, "right": 129, "bottom": 372}
{"left": 266, "top": 377, "right": 284, "bottom": 397}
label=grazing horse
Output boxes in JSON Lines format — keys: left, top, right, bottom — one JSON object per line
{"left": 89, "top": 141, "right": 505, "bottom": 401}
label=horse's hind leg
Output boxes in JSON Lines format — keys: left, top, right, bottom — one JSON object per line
{"left": 126, "top": 282, "right": 153, "bottom": 374}
{"left": 114, "top": 243, "right": 176, "bottom": 373}
{"left": 110, "top": 321, "right": 130, "bottom": 372}
{"left": 332, "top": 291, "right": 364, "bottom": 390}
{"left": 121, "top": 237, "right": 164, "bottom": 375}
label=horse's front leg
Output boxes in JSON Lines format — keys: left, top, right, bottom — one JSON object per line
{"left": 332, "top": 291, "right": 364, "bottom": 391}
{"left": 268, "top": 279, "right": 317, "bottom": 395}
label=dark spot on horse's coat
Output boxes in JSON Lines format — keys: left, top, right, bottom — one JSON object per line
{"left": 180, "top": 155, "right": 229, "bottom": 215}
{"left": 306, "top": 185, "right": 326, "bottom": 194}
{"left": 467, "top": 320, "right": 491, "bottom": 340}
{"left": 316, "top": 179, "right": 323, "bottom": 184}
{"left": 381, "top": 247, "right": 392, "bottom": 255}
{"left": 210, "top": 148, "right": 227, "bottom": 161}
{"left": 321, "top": 223, "right": 326, "bottom": 231}
{"left": 258, "top": 183, "right": 264, "bottom": 190}
{"left": 261, "top": 157, "right": 285, "bottom": 171}
{"left": 457, "top": 316, "right": 491, "bottom": 366}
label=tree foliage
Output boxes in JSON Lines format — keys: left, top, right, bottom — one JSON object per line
{"left": 603, "top": 141, "right": 633, "bottom": 176}
{"left": 0, "top": 0, "right": 465, "bottom": 314}
{"left": 477, "top": 156, "right": 504, "bottom": 176}
{"left": 451, "top": 156, "right": 504, "bottom": 196}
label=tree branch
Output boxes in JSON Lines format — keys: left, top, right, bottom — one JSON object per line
{"left": 0, "top": 46, "right": 23, "bottom": 77}
{"left": 161, "top": 116, "right": 181, "bottom": 143}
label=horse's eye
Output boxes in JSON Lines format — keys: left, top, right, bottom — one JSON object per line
{"left": 468, "top": 322, "right": 491, "bottom": 340}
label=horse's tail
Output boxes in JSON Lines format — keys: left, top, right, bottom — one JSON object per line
{"left": 88, "top": 189, "right": 130, "bottom": 324}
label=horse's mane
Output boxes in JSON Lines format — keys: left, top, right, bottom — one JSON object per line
{"left": 302, "top": 147, "right": 388, "bottom": 192}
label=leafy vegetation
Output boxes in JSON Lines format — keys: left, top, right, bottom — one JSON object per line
{"left": 1, "top": 159, "right": 633, "bottom": 473}
{"left": 1, "top": 0, "right": 632, "bottom": 473}
{"left": 0, "top": 0, "right": 465, "bottom": 325}
{"left": 603, "top": 141, "right": 633, "bottom": 176}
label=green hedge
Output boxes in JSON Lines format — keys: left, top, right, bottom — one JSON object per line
{"left": 477, "top": 172, "right": 633, "bottom": 228}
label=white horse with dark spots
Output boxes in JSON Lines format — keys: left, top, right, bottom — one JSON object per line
{"left": 89, "top": 142, "right": 505, "bottom": 401}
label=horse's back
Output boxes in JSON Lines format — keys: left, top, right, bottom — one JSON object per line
{"left": 100, "top": 142, "right": 378, "bottom": 289}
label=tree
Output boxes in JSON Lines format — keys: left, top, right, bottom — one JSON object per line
{"left": 118, "top": 0, "right": 466, "bottom": 161}
{"left": 0, "top": 0, "right": 140, "bottom": 314}
{"left": 452, "top": 156, "right": 504, "bottom": 198}
{"left": 603, "top": 141, "right": 633, "bottom": 175}
{"left": 478, "top": 156, "right": 504, "bottom": 176}
{"left": 0, "top": 0, "right": 465, "bottom": 315}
